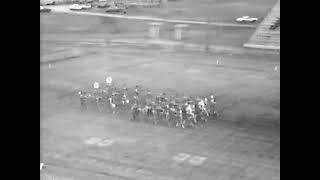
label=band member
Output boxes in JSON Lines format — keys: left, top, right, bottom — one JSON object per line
{"left": 134, "top": 85, "right": 139, "bottom": 96}
{"left": 210, "top": 95, "right": 216, "bottom": 104}
{"left": 131, "top": 104, "right": 140, "bottom": 121}
{"left": 78, "top": 91, "right": 88, "bottom": 110}
{"left": 108, "top": 97, "right": 116, "bottom": 114}
{"left": 194, "top": 103, "right": 201, "bottom": 122}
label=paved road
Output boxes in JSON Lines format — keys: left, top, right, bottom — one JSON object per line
{"left": 47, "top": 5, "right": 257, "bottom": 28}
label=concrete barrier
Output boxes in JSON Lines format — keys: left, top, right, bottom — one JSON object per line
{"left": 174, "top": 24, "right": 189, "bottom": 40}
{"left": 149, "top": 22, "right": 163, "bottom": 38}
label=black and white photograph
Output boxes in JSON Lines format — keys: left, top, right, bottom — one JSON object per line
{"left": 40, "top": 0, "right": 280, "bottom": 179}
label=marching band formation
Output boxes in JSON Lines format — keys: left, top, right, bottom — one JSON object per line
{"left": 78, "top": 77, "right": 218, "bottom": 128}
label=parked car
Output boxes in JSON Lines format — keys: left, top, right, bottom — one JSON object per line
{"left": 78, "top": 0, "right": 93, "bottom": 4}
{"left": 105, "top": 6, "right": 126, "bottom": 14}
{"left": 98, "top": 1, "right": 110, "bottom": 8}
{"left": 105, "top": 1, "right": 127, "bottom": 14}
{"left": 81, "top": 3, "right": 92, "bottom": 9}
{"left": 70, "top": 4, "right": 83, "bottom": 10}
{"left": 236, "top": 16, "right": 258, "bottom": 22}
{"left": 40, "top": 6, "right": 51, "bottom": 12}
{"left": 115, "top": 2, "right": 128, "bottom": 9}
{"left": 44, "top": 0, "right": 55, "bottom": 5}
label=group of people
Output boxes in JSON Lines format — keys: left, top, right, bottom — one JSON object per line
{"left": 78, "top": 79, "right": 218, "bottom": 128}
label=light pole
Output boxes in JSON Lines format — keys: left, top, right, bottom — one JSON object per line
{"left": 206, "top": 0, "right": 222, "bottom": 55}
{"left": 205, "top": 0, "right": 213, "bottom": 52}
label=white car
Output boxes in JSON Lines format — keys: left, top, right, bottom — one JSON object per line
{"left": 81, "top": 4, "right": 92, "bottom": 9}
{"left": 70, "top": 4, "right": 83, "bottom": 10}
{"left": 40, "top": 0, "right": 55, "bottom": 5}
{"left": 40, "top": 6, "right": 51, "bottom": 12}
{"left": 236, "top": 16, "right": 258, "bottom": 22}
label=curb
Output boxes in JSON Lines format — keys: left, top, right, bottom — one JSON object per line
{"left": 109, "top": 39, "right": 263, "bottom": 55}
{"left": 243, "top": 43, "right": 280, "bottom": 50}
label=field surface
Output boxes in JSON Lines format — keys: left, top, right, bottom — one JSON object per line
{"left": 40, "top": 3, "right": 280, "bottom": 179}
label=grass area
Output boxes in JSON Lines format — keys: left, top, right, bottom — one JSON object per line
{"left": 40, "top": 44, "right": 280, "bottom": 179}
{"left": 41, "top": 13, "right": 255, "bottom": 47}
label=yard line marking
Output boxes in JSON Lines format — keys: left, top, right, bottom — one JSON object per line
{"left": 85, "top": 137, "right": 126, "bottom": 147}
{"left": 84, "top": 137, "right": 102, "bottom": 145}
{"left": 188, "top": 156, "right": 208, "bottom": 166}
{"left": 173, "top": 153, "right": 191, "bottom": 162}
{"left": 97, "top": 139, "right": 115, "bottom": 147}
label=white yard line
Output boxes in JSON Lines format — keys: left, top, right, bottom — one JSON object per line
{"left": 47, "top": 5, "right": 256, "bottom": 28}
